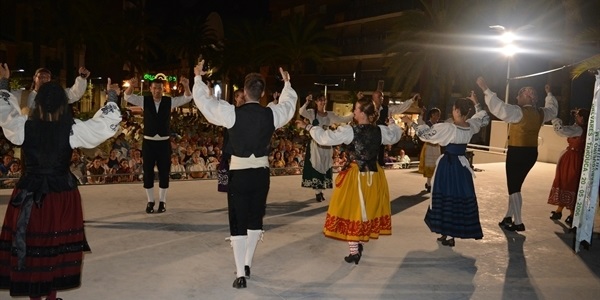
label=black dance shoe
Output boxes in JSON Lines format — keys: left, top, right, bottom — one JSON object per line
{"left": 344, "top": 253, "right": 361, "bottom": 265}
{"left": 441, "top": 238, "right": 455, "bottom": 247}
{"left": 425, "top": 183, "right": 431, "bottom": 193}
{"left": 498, "top": 217, "right": 513, "bottom": 227}
{"left": 157, "top": 202, "right": 166, "bottom": 213}
{"left": 437, "top": 235, "right": 447, "bottom": 242}
{"left": 316, "top": 192, "right": 325, "bottom": 202}
{"left": 232, "top": 276, "right": 247, "bottom": 288}
{"left": 505, "top": 223, "right": 525, "bottom": 232}
{"left": 245, "top": 265, "right": 251, "bottom": 278}
{"left": 146, "top": 202, "right": 155, "bottom": 214}
{"left": 565, "top": 216, "right": 573, "bottom": 226}
{"left": 550, "top": 211, "right": 562, "bottom": 220}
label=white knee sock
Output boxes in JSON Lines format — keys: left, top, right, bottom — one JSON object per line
{"left": 230, "top": 236, "right": 247, "bottom": 278}
{"left": 513, "top": 192, "right": 523, "bottom": 225}
{"left": 245, "top": 230, "right": 263, "bottom": 268}
{"left": 145, "top": 188, "right": 155, "bottom": 203}
{"left": 159, "top": 188, "right": 167, "bottom": 203}
{"left": 505, "top": 193, "right": 514, "bottom": 218}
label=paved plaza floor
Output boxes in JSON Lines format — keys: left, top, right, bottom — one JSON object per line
{"left": 1, "top": 162, "right": 599, "bottom": 300}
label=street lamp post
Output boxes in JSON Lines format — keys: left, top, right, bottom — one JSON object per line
{"left": 314, "top": 82, "right": 338, "bottom": 98}
{"left": 491, "top": 26, "right": 519, "bottom": 103}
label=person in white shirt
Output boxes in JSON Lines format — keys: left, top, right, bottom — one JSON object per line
{"left": 124, "top": 76, "right": 192, "bottom": 214}
{"left": 296, "top": 97, "right": 402, "bottom": 265}
{"left": 476, "top": 77, "right": 558, "bottom": 232}
{"left": 0, "top": 64, "right": 121, "bottom": 299}
{"left": 193, "top": 61, "right": 297, "bottom": 289}
{"left": 22, "top": 67, "right": 90, "bottom": 114}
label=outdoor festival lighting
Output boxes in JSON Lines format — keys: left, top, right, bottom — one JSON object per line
{"left": 491, "top": 25, "right": 518, "bottom": 103}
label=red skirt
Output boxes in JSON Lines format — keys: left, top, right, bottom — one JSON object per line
{"left": 0, "top": 189, "right": 90, "bottom": 297}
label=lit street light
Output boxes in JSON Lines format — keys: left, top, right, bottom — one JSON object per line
{"left": 491, "top": 25, "right": 518, "bottom": 103}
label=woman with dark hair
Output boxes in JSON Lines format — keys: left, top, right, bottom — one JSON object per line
{"left": 296, "top": 97, "right": 402, "bottom": 264}
{"left": 403, "top": 92, "right": 489, "bottom": 247}
{"left": 299, "top": 93, "right": 352, "bottom": 202}
{"left": 0, "top": 64, "right": 121, "bottom": 300}
{"left": 418, "top": 107, "right": 442, "bottom": 192}
{"left": 548, "top": 108, "right": 590, "bottom": 226}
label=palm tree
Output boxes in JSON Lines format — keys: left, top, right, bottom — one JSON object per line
{"left": 265, "top": 14, "right": 340, "bottom": 75}
{"left": 165, "top": 14, "right": 221, "bottom": 81}
{"left": 383, "top": 0, "right": 487, "bottom": 114}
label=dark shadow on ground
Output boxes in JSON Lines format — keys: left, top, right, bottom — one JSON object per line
{"left": 390, "top": 191, "right": 429, "bottom": 215}
{"left": 384, "top": 242, "right": 478, "bottom": 299}
{"left": 501, "top": 229, "right": 540, "bottom": 300}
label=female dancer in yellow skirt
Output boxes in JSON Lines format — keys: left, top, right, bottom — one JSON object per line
{"left": 296, "top": 98, "right": 402, "bottom": 264}
{"left": 418, "top": 108, "right": 441, "bottom": 192}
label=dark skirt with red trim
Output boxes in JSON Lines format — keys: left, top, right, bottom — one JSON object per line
{"left": 0, "top": 189, "right": 90, "bottom": 297}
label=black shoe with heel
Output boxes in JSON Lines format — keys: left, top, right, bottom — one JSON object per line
{"left": 316, "top": 192, "right": 325, "bottom": 202}
{"left": 498, "top": 217, "right": 513, "bottom": 227}
{"left": 232, "top": 276, "right": 247, "bottom": 288}
{"left": 505, "top": 223, "right": 525, "bottom": 231}
{"left": 550, "top": 211, "right": 562, "bottom": 220}
{"left": 441, "top": 238, "right": 455, "bottom": 247}
{"left": 146, "top": 202, "right": 155, "bottom": 214}
{"left": 437, "top": 235, "right": 447, "bottom": 242}
{"left": 344, "top": 253, "right": 361, "bottom": 265}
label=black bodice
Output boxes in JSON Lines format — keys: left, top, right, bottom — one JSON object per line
{"left": 345, "top": 124, "right": 382, "bottom": 172}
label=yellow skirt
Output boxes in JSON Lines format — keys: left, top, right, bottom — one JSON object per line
{"left": 418, "top": 142, "right": 440, "bottom": 178}
{"left": 323, "top": 163, "right": 392, "bottom": 242}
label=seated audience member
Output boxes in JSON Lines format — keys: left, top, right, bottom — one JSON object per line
{"left": 187, "top": 154, "right": 209, "bottom": 179}
{"left": 70, "top": 149, "right": 87, "bottom": 184}
{"left": 170, "top": 154, "right": 187, "bottom": 180}
{"left": 116, "top": 158, "right": 133, "bottom": 183}
{"left": 87, "top": 155, "right": 107, "bottom": 184}
{"left": 397, "top": 149, "right": 411, "bottom": 169}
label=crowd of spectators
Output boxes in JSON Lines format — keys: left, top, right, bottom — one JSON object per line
{"left": 0, "top": 108, "right": 421, "bottom": 188}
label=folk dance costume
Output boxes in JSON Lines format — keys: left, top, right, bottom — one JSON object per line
{"left": 305, "top": 121, "right": 402, "bottom": 264}
{"left": 0, "top": 84, "right": 121, "bottom": 298}
{"left": 418, "top": 119, "right": 441, "bottom": 192}
{"left": 193, "top": 71, "right": 298, "bottom": 288}
{"left": 483, "top": 88, "right": 558, "bottom": 231}
{"left": 376, "top": 99, "right": 415, "bottom": 166}
{"left": 124, "top": 89, "right": 192, "bottom": 214}
{"left": 547, "top": 118, "right": 586, "bottom": 225}
{"left": 412, "top": 105, "right": 489, "bottom": 244}
{"left": 217, "top": 130, "right": 231, "bottom": 192}
{"left": 299, "top": 100, "right": 352, "bottom": 201}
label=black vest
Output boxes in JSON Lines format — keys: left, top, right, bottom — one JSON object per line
{"left": 346, "top": 124, "right": 382, "bottom": 172}
{"left": 228, "top": 103, "right": 275, "bottom": 158}
{"left": 143, "top": 96, "right": 171, "bottom": 137}
{"left": 17, "top": 120, "right": 76, "bottom": 192}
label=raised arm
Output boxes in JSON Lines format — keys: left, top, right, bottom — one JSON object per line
{"left": 268, "top": 67, "right": 298, "bottom": 128}
{"left": 541, "top": 84, "right": 559, "bottom": 122}
{"left": 0, "top": 63, "right": 27, "bottom": 145}
{"left": 123, "top": 77, "right": 144, "bottom": 106}
{"left": 192, "top": 61, "right": 235, "bottom": 128}
{"left": 476, "top": 76, "right": 523, "bottom": 123}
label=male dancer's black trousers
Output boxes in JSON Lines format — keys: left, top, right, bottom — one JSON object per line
{"left": 142, "top": 139, "right": 171, "bottom": 189}
{"left": 227, "top": 167, "right": 270, "bottom": 236}
{"left": 505, "top": 146, "right": 538, "bottom": 194}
